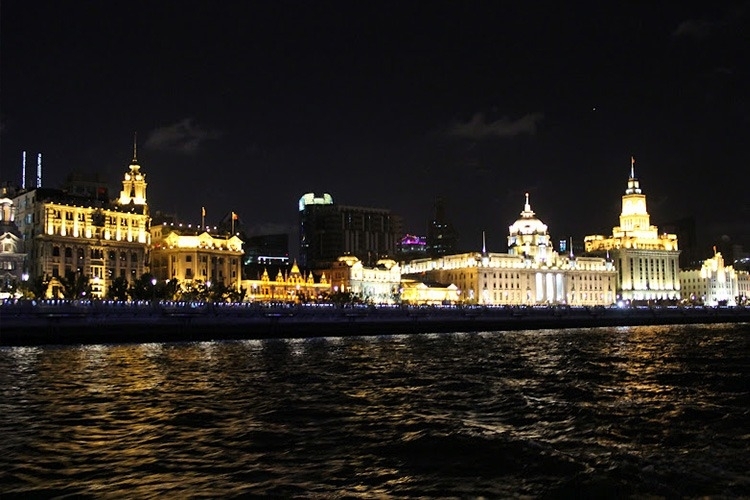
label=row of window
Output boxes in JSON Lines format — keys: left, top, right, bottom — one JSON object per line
{"left": 48, "top": 210, "right": 142, "bottom": 227}
{"left": 49, "top": 246, "right": 141, "bottom": 262}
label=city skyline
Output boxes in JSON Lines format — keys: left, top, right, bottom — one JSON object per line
{"left": 2, "top": 1, "right": 748, "bottom": 253}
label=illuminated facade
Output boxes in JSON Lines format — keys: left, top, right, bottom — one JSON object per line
{"left": 0, "top": 195, "right": 26, "bottom": 295}
{"left": 400, "top": 280, "right": 459, "bottom": 305}
{"left": 150, "top": 223, "right": 243, "bottom": 291}
{"left": 402, "top": 195, "right": 616, "bottom": 306}
{"left": 679, "top": 251, "right": 748, "bottom": 305}
{"left": 241, "top": 260, "right": 329, "bottom": 302}
{"left": 11, "top": 151, "right": 151, "bottom": 298}
{"left": 327, "top": 256, "right": 401, "bottom": 304}
{"left": 584, "top": 159, "right": 681, "bottom": 302}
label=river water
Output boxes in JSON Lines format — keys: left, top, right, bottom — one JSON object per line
{"left": 1, "top": 323, "right": 748, "bottom": 498}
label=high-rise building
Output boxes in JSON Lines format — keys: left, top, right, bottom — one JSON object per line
{"left": 298, "top": 192, "right": 402, "bottom": 269}
{"left": 584, "top": 158, "right": 681, "bottom": 303}
{"left": 11, "top": 145, "right": 152, "bottom": 298}
{"left": 426, "top": 197, "right": 458, "bottom": 257}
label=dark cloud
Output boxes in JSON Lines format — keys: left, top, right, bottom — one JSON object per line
{"left": 145, "top": 119, "right": 221, "bottom": 154}
{"left": 448, "top": 112, "right": 544, "bottom": 140}
{"left": 672, "top": 19, "right": 716, "bottom": 39}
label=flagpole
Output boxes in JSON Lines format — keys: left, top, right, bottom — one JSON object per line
{"left": 201, "top": 206, "right": 206, "bottom": 230}
{"left": 231, "top": 212, "right": 235, "bottom": 235}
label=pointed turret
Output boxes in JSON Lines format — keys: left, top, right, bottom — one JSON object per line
{"left": 118, "top": 133, "right": 149, "bottom": 211}
{"left": 619, "top": 156, "right": 650, "bottom": 232}
{"left": 625, "top": 156, "right": 642, "bottom": 195}
{"left": 507, "top": 192, "right": 550, "bottom": 262}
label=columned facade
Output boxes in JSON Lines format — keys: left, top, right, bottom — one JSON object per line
{"left": 402, "top": 194, "right": 616, "bottom": 306}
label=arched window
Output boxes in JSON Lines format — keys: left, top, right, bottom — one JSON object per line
{"left": 53, "top": 246, "right": 61, "bottom": 257}
{"left": 65, "top": 247, "right": 73, "bottom": 258}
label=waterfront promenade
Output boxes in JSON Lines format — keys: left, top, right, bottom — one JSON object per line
{"left": 2, "top": 300, "right": 749, "bottom": 346}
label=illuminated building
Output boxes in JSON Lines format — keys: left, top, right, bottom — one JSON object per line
{"left": 400, "top": 280, "right": 459, "bottom": 305}
{"left": 402, "top": 194, "right": 616, "bottom": 305}
{"left": 150, "top": 223, "right": 243, "bottom": 292}
{"left": 0, "top": 194, "right": 26, "bottom": 296}
{"left": 584, "top": 158, "right": 681, "bottom": 302}
{"left": 326, "top": 256, "right": 401, "bottom": 304}
{"left": 241, "top": 260, "right": 329, "bottom": 302}
{"left": 11, "top": 147, "right": 151, "bottom": 298}
{"left": 298, "top": 192, "right": 402, "bottom": 269}
{"left": 679, "top": 251, "right": 748, "bottom": 305}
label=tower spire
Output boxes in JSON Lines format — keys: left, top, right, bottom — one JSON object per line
{"left": 630, "top": 155, "right": 635, "bottom": 179}
{"left": 132, "top": 132, "right": 138, "bottom": 163}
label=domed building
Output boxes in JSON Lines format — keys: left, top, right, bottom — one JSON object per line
{"left": 508, "top": 193, "right": 551, "bottom": 264}
{"left": 401, "top": 194, "right": 616, "bottom": 306}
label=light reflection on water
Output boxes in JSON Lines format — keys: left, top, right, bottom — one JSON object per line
{"left": 1, "top": 323, "right": 749, "bottom": 498}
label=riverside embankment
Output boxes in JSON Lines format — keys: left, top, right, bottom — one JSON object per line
{"left": 2, "top": 300, "right": 749, "bottom": 346}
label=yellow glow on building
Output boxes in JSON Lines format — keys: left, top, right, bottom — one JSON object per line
{"left": 402, "top": 195, "right": 617, "bottom": 306}
{"left": 584, "top": 159, "right": 680, "bottom": 302}
{"left": 241, "top": 261, "right": 330, "bottom": 302}
{"left": 679, "top": 252, "right": 745, "bottom": 305}
{"left": 150, "top": 223, "right": 244, "bottom": 292}
{"left": 326, "top": 256, "right": 402, "bottom": 304}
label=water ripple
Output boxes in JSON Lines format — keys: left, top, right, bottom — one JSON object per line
{"left": 1, "top": 323, "right": 748, "bottom": 497}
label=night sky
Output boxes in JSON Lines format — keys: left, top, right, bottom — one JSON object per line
{"left": 2, "top": 1, "right": 749, "bottom": 256}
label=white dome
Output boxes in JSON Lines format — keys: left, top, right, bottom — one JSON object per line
{"left": 508, "top": 193, "right": 548, "bottom": 237}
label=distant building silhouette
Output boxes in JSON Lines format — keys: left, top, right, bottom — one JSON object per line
{"left": 661, "top": 216, "right": 698, "bottom": 268}
{"left": 244, "top": 233, "right": 289, "bottom": 266}
{"left": 396, "top": 234, "right": 427, "bottom": 262}
{"left": 426, "top": 197, "right": 458, "bottom": 257}
{"left": 298, "top": 193, "right": 402, "bottom": 270}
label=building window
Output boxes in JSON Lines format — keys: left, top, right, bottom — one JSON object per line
{"left": 53, "top": 246, "right": 61, "bottom": 257}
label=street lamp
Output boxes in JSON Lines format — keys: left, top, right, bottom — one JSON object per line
{"left": 151, "top": 277, "right": 157, "bottom": 302}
